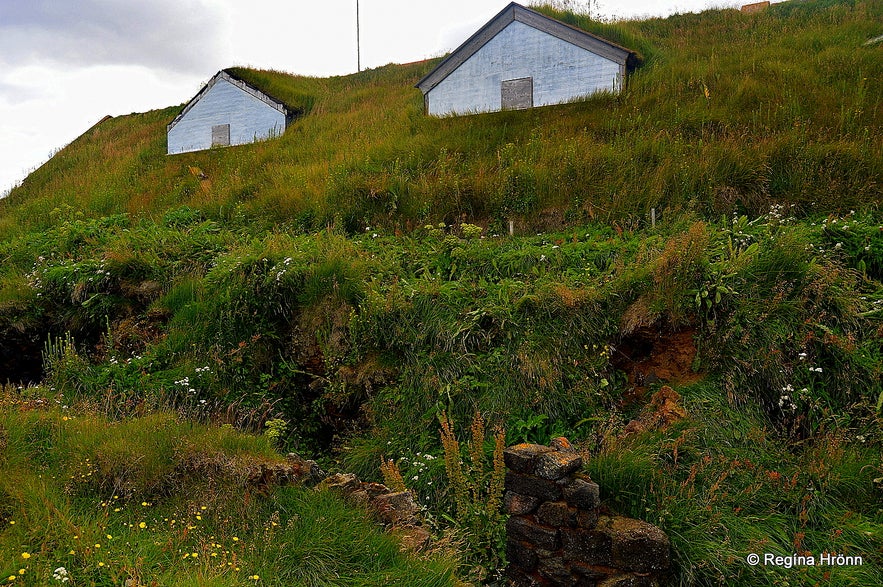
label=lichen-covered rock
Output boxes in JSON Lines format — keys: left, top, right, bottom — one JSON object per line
{"left": 536, "top": 501, "right": 577, "bottom": 528}
{"left": 390, "top": 525, "right": 431, "bottom": 552}
{"left": 506, "top": 471, "right": 564, "bottom": 501}
{"left": 506, "top": 491, "right": 542, "bottom": 515}
{"left": 562, "top": 527, "right": 612, "bottom": 566}
{"left": 507, "top": 516, "right": 561, "bottom": 550}
{"left": 535, "top": 451, "right": 583, "bottom": 481}
{"left": 371, "top": 491, "right": 420, "bottom": 526}
{"left": 549, "top": 437, "right": 576, "bottom": 452}
{"left": 600, "top": 516, "right": 671, "bottom": 574}
{"left": 507, "top": 538, "right": 540, "bottom": 570}
{"left": 577, "top": 508, "right": 599, "bottom": 530}
{"left": 538, "top": 556, "right": 576, "bottom": 586}
{"left": 563, "top": 477, "right": 600, "bottom": 510}
{"left": 317, "top": 472, "right": 360, "bottom": 492}
{"left": 504, "top": 443, "right": 556, "bottom": 474}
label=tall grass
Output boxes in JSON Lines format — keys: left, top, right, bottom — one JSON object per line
{"left": 1, "top": 0, "right": 879, "bottom": 239}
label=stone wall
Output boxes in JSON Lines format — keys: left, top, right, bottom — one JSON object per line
{"left": 504, "top": 439, "right": 670, "bottom": 587}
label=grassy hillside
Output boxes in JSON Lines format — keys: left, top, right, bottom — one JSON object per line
{"left": 1, "top": 1, "right": 881, "bottom": 238}
{"left": 1, "top": 1, "right": 883, "bottom": 585}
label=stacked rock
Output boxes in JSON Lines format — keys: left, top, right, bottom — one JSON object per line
{"left": 503, "top": 439, "right": 670, "bottom": 587}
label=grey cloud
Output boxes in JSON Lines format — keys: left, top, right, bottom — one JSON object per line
{"left": 0, "top": 0, "right": 230, "bottom": 74}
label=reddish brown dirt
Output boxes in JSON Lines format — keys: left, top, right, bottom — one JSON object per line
{"left": 611, "top": 327, "right": 703, "bottom": 404}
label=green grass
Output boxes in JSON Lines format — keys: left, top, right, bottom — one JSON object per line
{"left": 0, "top": 396, "right": 456, "bottom": 586}
{"left": 1, "top": 1, "right": 882, "bottom": 584}
{"left": 0, "top": 0, "right": 880, "bottom": 239}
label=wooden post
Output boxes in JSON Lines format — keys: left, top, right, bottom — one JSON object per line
{"left": 651, "top": 207, "right": 656, "bottom": 228}
{"left": 509, "top": 219, "right": 515, "bottom": 236}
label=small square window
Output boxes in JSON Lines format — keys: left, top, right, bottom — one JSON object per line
{"left": 211, "top": 124, "right": 230, "bottom": 147}
{"left": 501, "top": 78, "right": 533, "bottom": 110}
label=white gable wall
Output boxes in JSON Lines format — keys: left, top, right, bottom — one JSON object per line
{"left": 168, "top": 78, "right": 286, "bottom": 155}
{"left": 426, "top": 21, "right": 622, "bottom": 116}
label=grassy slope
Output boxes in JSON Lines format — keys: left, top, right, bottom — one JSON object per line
{"left": 1, "top": 1, "right": 882, "bottom": 585}
{"left": 0, "top": 395, "right": 455, "bottom": 586}
{"left": 1, "top": 1, "right": 881, "bottom": 238}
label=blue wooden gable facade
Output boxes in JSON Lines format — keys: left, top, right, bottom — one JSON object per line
{"left": 416, "top": 3, "right": 637, "bottom": 117}
{"left": 167, "top": 70, "right": 293, "bottom": 155}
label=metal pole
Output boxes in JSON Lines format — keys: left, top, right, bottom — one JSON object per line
{"left": 356, "top": 0, "right": 361, "bottom": 72}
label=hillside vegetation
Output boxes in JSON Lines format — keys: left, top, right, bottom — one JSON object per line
{"left": 1, "top": 0, "right": 880, "bottom": 237}
{"left": 1, "top": 1, "right": 882, "bottom": 585}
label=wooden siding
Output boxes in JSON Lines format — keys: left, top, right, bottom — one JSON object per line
{"left": 167, "top": 78, "right": 286, "bottom": 155}
{"left": 425, "top": 20, "right": 622, "bottom": 116}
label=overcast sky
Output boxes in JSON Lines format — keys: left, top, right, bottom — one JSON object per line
{"left": 0, "top": 0, "right": 739, "bottom": 196}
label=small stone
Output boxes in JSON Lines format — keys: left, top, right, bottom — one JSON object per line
{"left": 602, "top": 516, "right": 670, "bottom": 574}
{"left": 535, "top": 451, "right": 583, "bottom": 481}
{"left": 349, "top": 489, "right": 370, "bottom": 507}
{"left": 536, "top": 501, "right": 577, "bottom": 527}
{"left": 550, "top": 437, "right": 575, "bottom": 452}
{"left": 371, "top": 491, "right": 420, "bottom": 526}
{"left": 505, "top": 491, "right": 542, "bottom": 515}
{"left": 506, "top": 472, "right": 563, "bottom": 501}
{"left": 317, "top": 473, "right": 360, "bottom": 493}
{"left": 538, "top": 556, "right": 577, "bottom": 586}
{"left": 564, "top": 477, "right": 600, "bottom": 510}
{"left": 507, "top": 516, "right": 560, "bottom": 551}
{"left": 391, "top": 525, "right": 431, "bottom": 552}
{"left": 570, "top": 561, "right": 615, "bottom": 581}
{"left": 361, "top": 482, "right": 391, "bottom": 499}
{"left": 506, "top": 538, "right": 539, "bottom": 570}
{"left": 577, "top": 509, "right": 599, "bottom": 529}
{"left": 504, "top": 443, "right": 555, "bottom": 474}
{"left": 562, "top": 527, "right": 612, "bottom": 565}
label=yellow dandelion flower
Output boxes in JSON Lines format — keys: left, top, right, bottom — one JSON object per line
{"left": 95, "top": 543, "right": 101, "bottom": 549}
{"left": 139, "top": 522, "right": 147, "bottom": 529}
{"left": 69, "top": 550, "right": 75, "bottom": 555}
{"left": 196, "top": 515, "right": 202, "bottom": 520}
{"left": 7, "top": 576, "right": 16, "bottom": 582}
{"left": 232, "top": 537, "right": 239, "bottom": 542}
{"left": 8, "top": 521, "right": 14, "bottom": 525}
{"left": 191, "top": 553, "right": 198, "bottom": 558}
{"left": 141, "top": 502, "right": 148, "bottom": 507}
{"left": 97, "top": 562, "right": 104, "bottom": 567}
{"left": 17, "top": 570, "right": 24, "bottom": 575}
{"left": 106, "top": 534, "right": 112, "bottom": 539}
{"left": 20, "top": 553, "right": 29, "bottom": 560}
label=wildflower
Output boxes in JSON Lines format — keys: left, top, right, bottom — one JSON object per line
{"left": 139, "top": 522, "right": 147, "bottom": 529}
{"left": 20, "top": 553, "right": 30, "bottom": 560}
{"left": 52, "top": 567, "right": 69, "bottom": 582}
